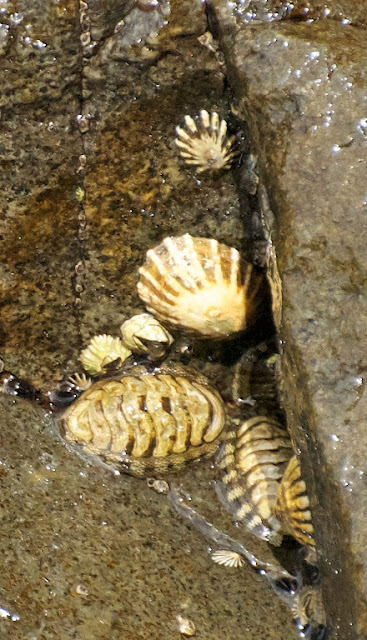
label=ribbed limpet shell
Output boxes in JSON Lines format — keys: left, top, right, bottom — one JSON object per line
{"left": 137, "top": 234, "right": 265, "bottom": 339}
{"left": 175, "top": 110, "right": 236, "bottom": 173}
{"left": 61, "top": 364, "right": 226, "bottom": 477}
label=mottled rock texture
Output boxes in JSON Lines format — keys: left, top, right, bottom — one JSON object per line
{"left": 208, "top": 1, "right": 367, "bottom": 638}
{"left": 0, "top": 0, "right": 296, "bottom": 638}
{"left": 0, "top": 396, "right": 295, "bottom": 639}
{"left": 0, "top": 0, "right": 83, "bottom": 385}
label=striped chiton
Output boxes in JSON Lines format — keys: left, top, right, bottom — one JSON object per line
{"left": 215, "top": 415, "right": 293, "bottom": 546}
{"left": 60, "top": 364, "right": 226, "bottom": 477}
{"left": 274, "top": 455, "right": 315, "bottom": 549}
{"left": 215, "top": 415, "right": 315, "bottom": 551}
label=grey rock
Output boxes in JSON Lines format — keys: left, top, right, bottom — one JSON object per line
{"left": 208, "top": 1, "right": 367, "bottom": 638}
{"left": 0, "top": 0, "right": 297, "bottom": 638}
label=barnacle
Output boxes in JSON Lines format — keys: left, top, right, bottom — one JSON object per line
{"left": 292, "top": 585, "right": 326, "bottom": 631}
{"left": 175, "top": 110, "right": 237, "bottom": 173}
{"left": 79, "top": 335, "right": 132, "bottom": 375}
{"left": 67, "top": 372, "right": 92, "bottom": 391}
{"left": 146, "top": 477, "right": 170, "bottom": 494}
{"left": 137, "top": 234, "right": 265, "bottom": 339}
{"left": 120, "top": 313, "right": 173, "bottom": 359}
{"left": 176, "top": 615, "right": 196, "bottom": 636}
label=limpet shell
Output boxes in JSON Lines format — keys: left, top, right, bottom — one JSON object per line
{"left": 292, "top": 585, "right": 326, "bottom": 631}
{"left": 215, "top": 415, "right": 293, "bottom": 545}
{"left": 274, "top": 455, "right": 315, "bottom": 549}
{"left": 120, "top": 313, "right": 173, "bottom": 359}
{"left": 175, "top": 110, "right": 236, "bottom": 173}
{"left": 137, "top": 234, "right": 265, "bottom": 339}
{"left": 80, "top": 335, "right": 132, "bottom": 375}
{"left": 211, "top": 549, "right": 244, "bottom": 568}
{"left": 61, "top": 364, "right": 226, "bottom": 477}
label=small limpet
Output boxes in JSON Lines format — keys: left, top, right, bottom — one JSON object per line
{"left": 120, "top": 313, "right": 173, "bottom": 359}
{"left": 211, "top": 549, "right": 244, "bottom": 568}
{"left": 80, "top": 335, "right": 132, "bottom": 375}
{"left": 175, "top": 110, "right": 236, "bottom": 173}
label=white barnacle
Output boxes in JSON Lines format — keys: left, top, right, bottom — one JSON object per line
{"left": 80, "top": 335, "right": 131, "bottom": 375}
{"left": 67, "top": 372, "right": 93, "bottom": 391}
{"left": 176, "top": 615, "right": 196, "bottom": 636}
{"left": 175, "top": 110, "right": 237, "bottom": 173}
{"left": 120, "top": 313, "right": 173, "bottom": 359}
{"left": 211, "top": 549, "right": 244, "bottom": 568}
{"left": 146, "top": 477, "right": 170, "bottom": 494}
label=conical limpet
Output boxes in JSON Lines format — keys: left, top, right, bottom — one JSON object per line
{"left": 175, "top": 110, "right": 237, "bottom": 173}
{"left": 137, "top": 234, "right": 265, "bottom": 339}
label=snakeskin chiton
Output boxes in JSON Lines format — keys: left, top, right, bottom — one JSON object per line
{"left": 61, "top": 364, "right": 226, "bottom": 477}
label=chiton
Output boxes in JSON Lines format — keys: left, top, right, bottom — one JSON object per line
{"left": 61, "top": 364, "right": 226, "bottom": 477}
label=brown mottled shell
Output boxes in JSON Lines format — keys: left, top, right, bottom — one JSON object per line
{"left": 292, "top": 585, "right": 326, "bottom": 630}
{"left": 274, "top": 455, "right": 315, "bottom": 548}
{"left": 137, "top": 234, "right": 265, "bottom": 339}
{"left": 215, "top": 416, "right": 293, "bottom": 545}
{"left": 61, "top": 364, "right": 226, "bottom": 477}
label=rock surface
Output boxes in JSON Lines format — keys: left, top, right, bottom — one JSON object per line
{"left": 0, "top": 395, "right": 294, "bottom": 640}
{"left": 208, "top": 1, "right": 367, "bottom": 638}
{"left": 0, "top": 1, "right": 296, "bottom": 639}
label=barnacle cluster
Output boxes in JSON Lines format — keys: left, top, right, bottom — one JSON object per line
{"left": 79, "top": 313, "right": 173, "bottom": 376}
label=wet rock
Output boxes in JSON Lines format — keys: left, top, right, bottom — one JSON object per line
{"left": 78, "top": 0, "right": 240, "bottom": 345}
{"left": 0, "top": 1, "right": 81, "bottom": 107}
{"left": 0, "top": 395, "right": 296, "bottom": 639}
{"left": 221, "top": 0, "right": 367, "bottom": 28}
{"left": 0, "top": 0, "right": 297, "bottom": 638}
{"left": 208, "top": 1, "right": 367, "bottom": 638}
{"left": 0, "top": 1, "right": 83, "bottom": 387}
